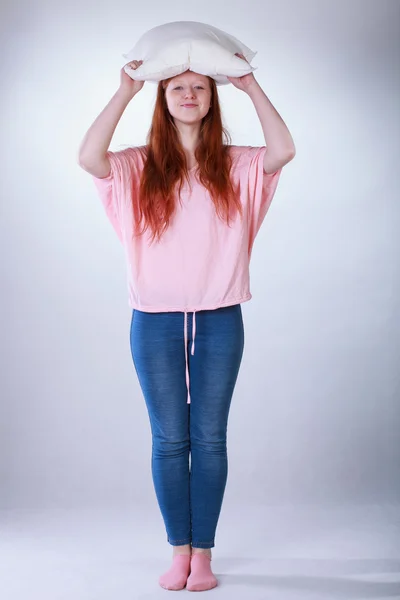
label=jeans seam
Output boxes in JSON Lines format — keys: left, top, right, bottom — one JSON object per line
{"left": 192, "top": 540, "right": 215, "bottom": 544}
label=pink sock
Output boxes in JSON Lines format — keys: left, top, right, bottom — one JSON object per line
{"left": 159, "top": 554, "right": 191, "bottom": 590}
{"left": 186, "top": 553, "right": 218, "bottom": 592}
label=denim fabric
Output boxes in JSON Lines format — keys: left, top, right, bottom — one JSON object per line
{"left": 129, "top": 304, "right": 245, "bottom": 548}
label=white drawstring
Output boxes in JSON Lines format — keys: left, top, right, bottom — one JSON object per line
{"left": 184, "top": 311, "right": 196, "bottom": 404}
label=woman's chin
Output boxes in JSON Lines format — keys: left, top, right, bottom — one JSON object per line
{"left": 173, "top": 115, "right": 204, "bottom": 126}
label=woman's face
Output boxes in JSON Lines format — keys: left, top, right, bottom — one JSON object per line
{"left": 164, "top": 71, "right": 212, "bottom": 124}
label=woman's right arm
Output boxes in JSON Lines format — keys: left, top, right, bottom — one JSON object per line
{"left": 77, "top": 60, "right": 144, "bottom": 178}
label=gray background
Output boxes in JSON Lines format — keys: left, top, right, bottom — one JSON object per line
{"left": 2, "top": 1, "right": 399, "bottom": 598}
{"left": 1, "top": 0, "right": 399, "bottom": 512}
{"left": 1, "top": 0, "right": 399, "bottom": 562}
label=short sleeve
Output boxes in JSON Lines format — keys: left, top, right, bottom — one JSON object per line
{"left": 91, "top": 147, "right": 139, "bottom": 243}
{"left": 232, "top": 146, "right": 283, "bottom": 252}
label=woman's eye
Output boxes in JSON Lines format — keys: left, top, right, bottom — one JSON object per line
{"left": 173, "top": 85, "right": 204, "bottom": 90}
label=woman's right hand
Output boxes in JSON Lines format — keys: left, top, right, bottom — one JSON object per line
{"left": 119, "top": 60, "right": 145, "bottom": 97}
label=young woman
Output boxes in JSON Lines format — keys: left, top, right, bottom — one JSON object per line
{"left": 78, "top": 57, "right": 295, "bottom": 592}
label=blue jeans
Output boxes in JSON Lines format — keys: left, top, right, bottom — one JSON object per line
{"left": 129, "top": 304, "right": 245, "bottom": 548}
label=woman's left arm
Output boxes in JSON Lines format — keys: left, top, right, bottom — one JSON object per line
{"left": 228, "top": 56, "right": 296, "bottom": 174}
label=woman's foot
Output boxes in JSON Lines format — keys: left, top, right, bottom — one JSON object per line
{"left": 186, "top": 550, "right": 217, "bottom": 591}
{"left": 159, "top": 554, "right": 191, "bottom": 590}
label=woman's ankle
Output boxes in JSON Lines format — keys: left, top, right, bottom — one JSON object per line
{"left": 191, "top": 547, "right": 212, "bottom": 559}
{"left": 172, "top": 544, "right": 192, "bottom": 557}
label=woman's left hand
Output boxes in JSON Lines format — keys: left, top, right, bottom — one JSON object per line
{"left": 227, "top": 53, "right": 258, "bottom": 92}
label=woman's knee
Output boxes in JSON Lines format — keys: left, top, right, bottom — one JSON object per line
{"left": 190, "top": 435, "right": 227, "bottom": 454}
{"left": 152, "top": 434, "right": 190, "bottom": 457}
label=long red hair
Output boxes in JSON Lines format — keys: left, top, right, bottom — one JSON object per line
{"left": 136, "top": 74, "right": 242, "bottom": 243}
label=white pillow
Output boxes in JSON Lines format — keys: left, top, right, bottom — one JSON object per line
{"left": 122, "top": 21, "right": 257, "bottom": 85}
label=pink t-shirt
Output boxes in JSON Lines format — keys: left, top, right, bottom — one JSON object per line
{"left": 92, "top": 145, "right": 282, "bottom": 313}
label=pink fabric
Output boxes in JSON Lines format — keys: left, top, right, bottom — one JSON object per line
{"left": 92, "top": 145, "right": 282, "bottom": 404}
{"left": 158, "top": 554, "right": 191, "bottom": 590}
{"left": 187, "top": 553, "right": 218, "bottom": 591}
{"left": 92, "top": 145, "right": 282, "bottom": 312}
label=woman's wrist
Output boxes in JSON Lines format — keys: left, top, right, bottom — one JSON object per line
{"left": 244, "top": 79, "right": 262, "bottom": 98}
{"left": 115, "top": 87, "right": 137, "bottom": 104}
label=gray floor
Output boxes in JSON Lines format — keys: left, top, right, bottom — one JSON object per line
{"left": 0, "top": 505, "right": 399, "bottom": 599}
